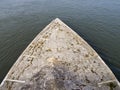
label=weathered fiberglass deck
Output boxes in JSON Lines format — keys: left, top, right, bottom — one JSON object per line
{"left": 0, "top": 18, "right": 120, "bottom": 90}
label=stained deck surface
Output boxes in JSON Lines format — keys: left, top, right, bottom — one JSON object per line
{"left": 0, "top": 18, "right": 120, "bottom": 90}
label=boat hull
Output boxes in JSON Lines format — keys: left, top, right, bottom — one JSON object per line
{"left": 1, "top": 18, "right": 120, "bottom": 90}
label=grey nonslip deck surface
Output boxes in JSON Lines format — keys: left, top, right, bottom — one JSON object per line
{"left": 0, "top": 18, "right": 120, "bottom": 90}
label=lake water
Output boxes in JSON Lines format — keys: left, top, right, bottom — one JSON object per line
{"left": 0, "top": 0, "right": 120, "bottom": 82}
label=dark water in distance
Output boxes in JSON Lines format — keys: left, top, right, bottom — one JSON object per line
{"left": 0, "top": 0, "right": 120, "bottom": 82}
